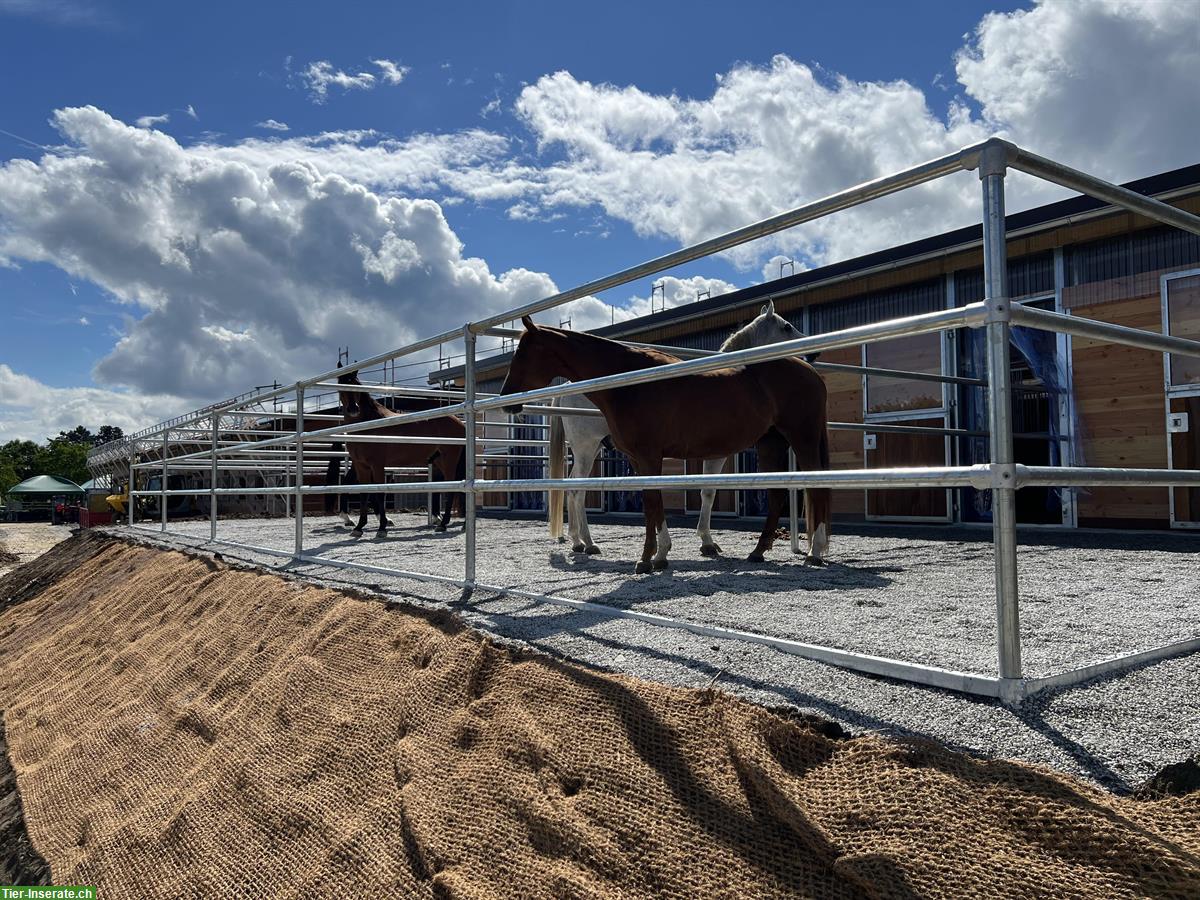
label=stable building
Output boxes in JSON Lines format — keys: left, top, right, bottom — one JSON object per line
{"left": 432, "top": 162, "right": 1200, "bottom": 531}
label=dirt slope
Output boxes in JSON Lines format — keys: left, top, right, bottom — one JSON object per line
{"left": 0, "top": 535, "right": 1197, "bottom": 898}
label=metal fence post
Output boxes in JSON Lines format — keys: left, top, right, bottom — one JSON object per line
{"left": 463, "top": 325, "right": 478, "bottom": 591}
{"left": 210, "top": 412, "right": 218, "bottom": 542}
{"left": 128, "top": 452, "right": 136, "bottom": 526}
{"left": 979, "top": 144, "right": 1023, "bottom": 685}
{"left": 788, "top": 447, "right": 800, "bottom": 554}
{"left": 294, "top": 385, "right": 305, "bottom": 558}
{"left": 160, "top": 430, "right": 168, "bottom": 532}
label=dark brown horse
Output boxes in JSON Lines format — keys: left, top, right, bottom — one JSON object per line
{"left": 336, "top": 368, "right": 467, "bottom": 535}
{"left": 499, "top": 318, "right": 831, "bottom": 573}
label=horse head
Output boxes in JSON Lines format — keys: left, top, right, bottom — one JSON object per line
{"left": 721, "top": 298, "right": 818, "bottom": 361}
{"left": 499, "top": 316, "right": 561, "bottom": 413}
{"left": 336, "top": 364, "right": 362, "bottom": 417}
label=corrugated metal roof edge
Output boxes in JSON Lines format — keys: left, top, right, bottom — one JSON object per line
{"left": 431, "top": 162, "right": 1200, "bottom": 383}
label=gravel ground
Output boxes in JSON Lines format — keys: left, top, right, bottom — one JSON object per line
{"left": 0, "top": 524, "right": 73, "bottom": 579}
{"left": 111, "top": 512, "right": 1200, "bottom": 792}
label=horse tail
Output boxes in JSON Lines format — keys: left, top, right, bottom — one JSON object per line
{"left": 805, "top": 428, "right": 832, "bottom": 560}
{"left": 548, "top": 414, "right": 566, "bottom": 540}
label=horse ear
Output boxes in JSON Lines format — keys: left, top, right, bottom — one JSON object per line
{"left": 521, "top": 315, "right": 537, "bottom": 332}
{"left": 762, "top": 299, "right": 775, "bottom": 316}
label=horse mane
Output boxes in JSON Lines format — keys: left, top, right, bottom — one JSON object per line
{"left": 544, "top": 327, "right": 679, "bottom": 369}
{"left": 720, "top": 316, "right": 779, "bottom": 352}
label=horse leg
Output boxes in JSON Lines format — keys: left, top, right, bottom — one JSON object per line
{"left": 571, "top": 435, "right": 603, "bottom": 554}
{"left": 779, "top": 428, "right": 832, "bottom": 565}
{"left": 341, "top": 464, "right": 357, "bottom": 527}
{"left": 748, "top": 433, "right": 788, "bottom": 562}
{"left": 435, "top": 449, "right": 461, "bottom": 532}
{"left": 374, "top": 489, "right": 388, "bottom": 535}
{"left": 351, "top": 463, "right": 370, "bottom": 537}
{"left": 696, "top": 457, "right": 725, "bottom": 556}
{"left": 372, "top": 464, "right": 388, "bottom": 535}
{"left": 631, "top": 455, "right": 666, "bottom": 574}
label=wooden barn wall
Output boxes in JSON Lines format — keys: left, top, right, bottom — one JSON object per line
{"left": 1069, "top": 294, "right": 1168, "bottom": 525}
{"left": 821, "top": 346, "right": 865, "bottom": 517}
{"left": 1065, "top": 221, "right": 1200, "bottom": 526}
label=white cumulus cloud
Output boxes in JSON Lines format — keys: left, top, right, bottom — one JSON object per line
{"left": 0, "top": 107, "right": 558, "bottom": 402}
{"left": 255, "top": 119, "right": 290, "bottom": 132}
{"left": 0, "top": 364, "right": 181, "bottom": 442}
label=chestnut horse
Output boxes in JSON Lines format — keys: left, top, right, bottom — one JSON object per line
{"left": 547, "top": 299, "right": 813, "bottom": 557}
{"left": 499, "top": 317, "right": 831, "bottom": 573}
{"left": 336, "top": 368, "right": 467, "bottom": 536}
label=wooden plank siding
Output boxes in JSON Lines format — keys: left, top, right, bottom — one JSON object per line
{"left": 820, "top": 346, "right": 866, "bottom": 518}
{"left": 1068, "top": 293, "right": 1169, "bottom": 525}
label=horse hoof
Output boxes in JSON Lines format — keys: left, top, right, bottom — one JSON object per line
{"left": 635, "top": 560, "right": 652, "bottom": 574}
{"left": 804, "top": 554, "right": 827, "bottom": 567}
{"left": 652, "top": 558, "right": 669, "bottom": 570}
{"left": 383, "top": 518, "right": 395, "bottom": 528}
{"left": 351, "top": 529, "right": 363, "bottom": 538}
{"left": 572, "top": 543, "right": 586, "bottom": 553}
{"left": 435, "top": 524, "right": 447, "bottom": 533}
{"left": 747, "top": 552, "right": 765, "bottom": 563}
{"left": 557, "top": 536, "right": 567, "bottom": 544}
{"left": 700, "top": 544, "right": 721, "bottom": 557}
{"left": 376, "top": 529, "right": 387, "bottom": 538}
{"left": 585, "top": 545, "right": 602, "bottom": 555}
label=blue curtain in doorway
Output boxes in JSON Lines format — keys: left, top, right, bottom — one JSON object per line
{"left": 958, "top": 323, "right": 1081, "bottom": 522}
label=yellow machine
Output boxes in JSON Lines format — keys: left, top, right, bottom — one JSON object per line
{"left": 106, "top": 482, "right": 130, "bottom": 516}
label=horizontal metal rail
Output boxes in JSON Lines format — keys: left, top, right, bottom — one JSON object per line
{"left": 134, "top": 480, "right": 469, "bottom": 497}
{"left": 1011, "top": 303, "right": 1200, "bottom": 358}
{"left": 471, "top": 139, "right": 992, "bottom": 332}
{"left": 475, "top": 304, "right": 986, "bottom": 414}
{"left": 618, "top": 340, "right": 987, "bottom": 387}
{"left": 1009, "top": 145, "right": 1200, "bottom": 238}
{"left": 135, "top": 465, "right": 996, "bottom": 497}
{"left": 1019, "top": 465, "right": 1200, "bottom": 488}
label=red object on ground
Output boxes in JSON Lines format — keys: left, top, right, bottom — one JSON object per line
{"left": 78, "top": 509, "right": 113, "bottom": 528}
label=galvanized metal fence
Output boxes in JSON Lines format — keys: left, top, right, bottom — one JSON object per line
{"left": 100, "top": 138, "right": 1200, "bottom": 704}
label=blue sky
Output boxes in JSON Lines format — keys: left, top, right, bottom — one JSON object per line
{"left": 2, "top": 0, "right": 1198, "bottom": 439}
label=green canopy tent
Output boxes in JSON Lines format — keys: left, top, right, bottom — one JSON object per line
{"left": 4, "top": 474, "right": 86, "bottom": 520}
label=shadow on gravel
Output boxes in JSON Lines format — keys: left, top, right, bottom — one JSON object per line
{"left": 545, "top": 551, "right": 897, "bottom": 600}
{"left": 298, "top": 525, "right": 463, "bottom": 557}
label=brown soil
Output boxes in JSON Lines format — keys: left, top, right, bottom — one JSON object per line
{"left": 0, "top": 536, "right": 1198, "bottom": 898}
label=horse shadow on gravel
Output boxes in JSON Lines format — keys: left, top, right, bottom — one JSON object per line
{"left": 545, "top": 550, "right": 897, "bottom": 605}
{"left": 298, "top": 524, "right": 463, "bottom": 557}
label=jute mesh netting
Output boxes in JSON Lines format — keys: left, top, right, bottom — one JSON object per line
{"left": 0, "top": 536, "right": 1198, "bottom": 898}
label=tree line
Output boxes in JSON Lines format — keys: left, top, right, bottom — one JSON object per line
{"left": 0, "top": 425, "right": 124, "bottom": 494}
